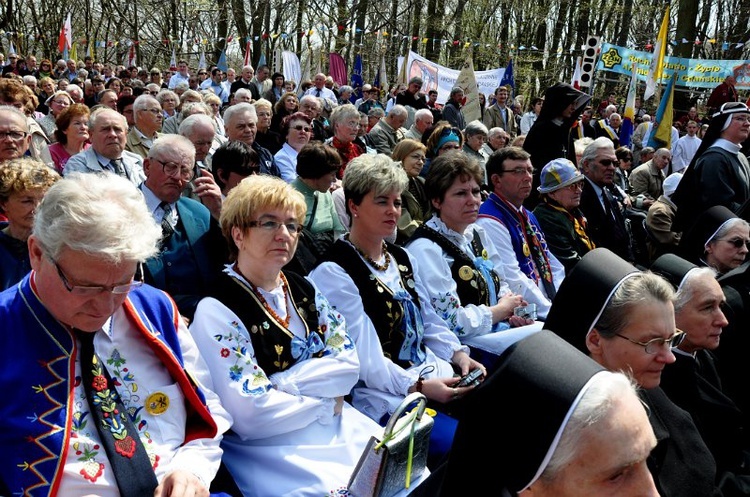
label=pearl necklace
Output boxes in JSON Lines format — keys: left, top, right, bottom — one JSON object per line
{"left": 236, "top": 265, "right": 291, "bottom": 328}
{"left": 347, "top": 234, "right": 391, "bottom": 271}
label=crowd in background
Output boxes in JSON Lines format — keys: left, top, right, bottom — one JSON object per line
{"left": 2, "top": 49, "right": 750, "bottom": 496}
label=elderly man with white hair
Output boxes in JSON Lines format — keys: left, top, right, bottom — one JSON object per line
{"left": 594, "top": 106, "right": 621, "bottom": 147}
{"left": 65, "top": 83, "right": 84, "bottom": 104}
{"left": 140, "top": 134, "right": 227, "bottom": 319}
{"left": 125, "top": 94, "right": 163, "bottom": 159}
{"left": 578, "top": 137, "right": 633, "bottom": 261}
{"left": 0, "top": 172, "right": 231, "bottom": 496}
{"left": 233, "top": 87, "right": 254, "bottom": 104}
{"left": 65, "top": 107, "right": 144, "bottom": 186}
{"left": 223, "top": 102, "right": 280, "bottom": 177}
{"left": 178, "top": 113, "right": 224, "bottom": 218}
{"left": 404, "top": 108, "right": 434, "bottom": 142}
{"left": 230, "top": 64, "right": 260, "bottom": 100}
{"left": 630, "top": 147, "right": 672, "bottom": 204}
{"left": 367, "top": 104, "right": 407, "bottom": 155}
{"left": 304, "top": 72, "right": 337, "bottom": 106}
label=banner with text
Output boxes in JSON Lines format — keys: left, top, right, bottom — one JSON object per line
{"left": 596, "top": 43, "right": 750, "bottom": 90}
{"left": 397, "top": 51, "right": 505, "bottom": 104}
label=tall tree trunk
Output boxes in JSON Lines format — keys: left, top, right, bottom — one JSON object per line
{"left": 232, "top": 0, "right": 249, "bottom": 64}
{"left": 615, "top": 0, "right": 633, "bottom": 47}
{"left": 424, "top": 0, "right": 441, "bottom": 60}
{"left": 215, "top": 0, "right": 227, "bottom": 63}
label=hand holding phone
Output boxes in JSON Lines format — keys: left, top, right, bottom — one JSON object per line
{"left": 455, "top": 368, "right": 484, "bottom": 388}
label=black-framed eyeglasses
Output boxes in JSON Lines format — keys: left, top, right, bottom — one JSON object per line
{"left": 719, "top": 238, "right": 750, "bottom": 249}
{"left": 614, "top": 329, "right": 685, "bottom": 354}
{"left": 502, "top": 166, "right": 535, "bottom": 175}
{"left": 52, "top": 257, "right": 144, "bottom": 295}
{"left": 154, "top": 159, "right": 194, "bottom": 181}
{"left": 0, "top": 131, "right": 28, "bottom": 141}
{"left": 248, "top": 219, "right": 301, "bottom": 235}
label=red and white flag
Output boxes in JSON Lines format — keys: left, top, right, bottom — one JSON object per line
{"left": 571, "top": 56, "right": 582, "bottom": 89}
{"left": 57, "top": 13, "right": 72, "bottom": 54}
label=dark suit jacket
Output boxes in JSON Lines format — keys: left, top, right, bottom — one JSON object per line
{"left": 579, "top": 178, "right": 632, "bottom": 261}
{"left": 143, "top": 197, "right": 226, "bottom": 319}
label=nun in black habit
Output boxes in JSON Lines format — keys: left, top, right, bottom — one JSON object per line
{"left": 544, "top": 248, "right": 720, "bottom": 497}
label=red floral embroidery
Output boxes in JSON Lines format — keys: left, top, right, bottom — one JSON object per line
{"left": 114, "top": 435, "right": 137, "bottom": 458}
{"left": 91, "top": 375, "right": 108, "bottom": 392}
{"left": 80, "top": 462, "right": 104, "bottom": 482}
{"left": 221, "top": 348, "right": 230, "bottom": 358}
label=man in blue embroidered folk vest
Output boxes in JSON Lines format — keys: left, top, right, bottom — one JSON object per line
{"left": 0, "top": 173, "right": 231, "bottom": 496}
{"left": 477, "top": 147, "right": 565, "bottom": 320}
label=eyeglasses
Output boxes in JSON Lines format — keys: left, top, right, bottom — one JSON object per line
{"left": 291, "top": 124, "right": 312, "bottom": 132}
{"left": 0, "top": 131, "right": 28, "bottom": 141}
{"left": 502, "top": 166, "right": 535, "bottom": 175}
{"left": 149, "top": 91, "right": 159, "bottom": 96}
{"left": 719, "top": 238, "right": 750, "bottom": 248}
{"left": 439, "top": 143, "right": 461, "bottom": 151}
{"left": 598, "top": 159, "right": 620, "bottom": 167}
{"left": 563, "top": 181, "right": 584, "bottom": 191}
{"left": 614, "top": 329, "right": 685, "bottom": 354}
{"left": 52, "top": 257, "right": 144, "bottom": 295}
{"left": 198, "top": 72, "right": 207, "bottom": 76}
{"left": 344, "top": 120, "right": 361, "bottom": 129}
{"left": 52, "top": 99, "right": 71, "bottom": 106}
{"left": 154, "top": 159, "right": 194, "bottom": 180}
{"left": 248, "top": 219, "right": 301, "bottom": 235}
{"left": 141, "top": 108, "right": 162, "bottom": 115}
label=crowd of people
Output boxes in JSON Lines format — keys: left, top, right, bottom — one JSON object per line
{"left": 1, "top": 51, "right": 750, "bottom": 496}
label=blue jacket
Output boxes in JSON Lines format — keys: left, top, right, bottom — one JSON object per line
{"left": 0, "top": 275, "right": 218, "bottom": 496}
{"left": 143, "top": 196, "right": 227, "bottom": 319}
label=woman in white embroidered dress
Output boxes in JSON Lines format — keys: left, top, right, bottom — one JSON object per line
{"left": 406, "top": 152, "right": 536, "bottom": 359}
{"left": 190, "top": 175, "right": 379, "bottom": 497}
{"left": 309, "top": 154, "right": 486, "bottom": 464}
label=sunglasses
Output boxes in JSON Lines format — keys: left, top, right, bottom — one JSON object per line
{"left": 291, "top": 124, "right": 312, "bottom": 132}
{"left": 439, "top": 126, "right": 462, "bottom": 138}
{"left": 598, "top": 159, "right": 620, "bottom": 167}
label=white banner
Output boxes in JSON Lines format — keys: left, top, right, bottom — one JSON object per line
{"left": 282, "top": 51, "right": 301, "bottom": 90}
{"left": 397, "top": 51, "right": 505, "bottom": 104}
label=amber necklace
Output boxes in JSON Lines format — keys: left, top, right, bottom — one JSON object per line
{"left": 235, "top": 264, "right": 291, "bottom": 328}
{"left": 346, "top": 234, "right": 391, "bottom": 271}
